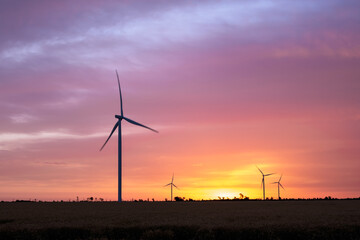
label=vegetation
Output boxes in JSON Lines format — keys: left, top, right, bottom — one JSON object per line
{"left": 0, "top": 200, "right": 359, "bottom": 239}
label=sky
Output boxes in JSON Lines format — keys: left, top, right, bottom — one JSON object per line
{"left": 0, "top": 0, "right": 359, "bottom": 201}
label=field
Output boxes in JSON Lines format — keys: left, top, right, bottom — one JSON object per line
{"left": 0, "top": 200, "right": 359, "bottom": 239}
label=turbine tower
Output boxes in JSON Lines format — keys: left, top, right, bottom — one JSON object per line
{"left": 257, "top": 166, "right": 274, "bottom": 200}
{"left": 100, "top": 70, "right": 158, "bottom": 202}
{"left": 164, "top": 173, "right": 178, "bottom": 201}
{"left": 272, "top": 174, "right": 285, "bottom": 200}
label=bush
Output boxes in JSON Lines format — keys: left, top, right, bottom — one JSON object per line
{"left": 174, "top": 197, "right": 184, "bottom": 202}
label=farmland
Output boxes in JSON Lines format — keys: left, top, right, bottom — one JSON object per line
{"left": 0, "top": 200, "right": 359, "bottom": 239}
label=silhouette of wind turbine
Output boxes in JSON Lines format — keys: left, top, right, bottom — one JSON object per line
{"left": 272, "top": 174, "right": 285, "bottom": 200}
{"left": 164, "top": 173, "right": 179, "bottom": 201}
{"left": 257, "top": 166, "right": 275, "bottom": 200}
{"left": 100, "top": 70, "right": 158, "bottom": 202}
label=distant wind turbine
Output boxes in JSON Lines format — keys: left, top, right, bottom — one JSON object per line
{"left": 100, "top": 70, "right": 158, "bottom": 202}
{"left": 164, "top": 173, "right": 179, "bottom": 201}
{"left": 257, "top": 166, "right": 275, "bottom": 200}
{"left": 272, "top": 174, "right": 285, "bottom": 200}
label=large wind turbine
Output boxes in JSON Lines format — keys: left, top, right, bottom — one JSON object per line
{"left": 100, "top": 70, "right": 158, "bottom": 202}
{"left": 164, "top": 173, "right": 178, "bottom": 201}
{"left": 272, "top": 174, "right": 285, "bottom": 200}
{"left": 257, "top": 166, "right": 275, "bottom": 200}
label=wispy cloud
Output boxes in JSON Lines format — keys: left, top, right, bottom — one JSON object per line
{"left": 1, "top": 0, "right": 332, "bottom": 69}
{"left": 0, "top": 131, "right": 104, "bottom": 150}
{"left": 9, "top": 114, "right": 37, "bottom": 124}
{"left": 32, "top": 161, "right": 87, "bottom": 169}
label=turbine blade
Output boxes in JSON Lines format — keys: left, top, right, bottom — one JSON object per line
{"left": 279, "top": 174, "right": 283, "bottom": 182}
{"left": 260, "top": 179, "right": 263, "bottom": 188}
{"left": 256, "top": 166, "right": 264, "bottom": 175}
{"left": 271, "top": 182, "right": 277, "bottom": 184}
{"left": 123, "top": 117, "right": 158, "bottom": 133}
{"left": 100, "top": 121, "right": 119, "bottom": 151}
{"left": 163, "top": 183, "right": 171, "bottom": 187}
{"left": 172, "top": 173, "right": 174, "bottom": 184}
{"left": 172, "top": 184, "right": 179, "bottom": 189}
{"left": 265, "top": 173, "right": 275, "bottom": 176}
{"left": 115, "top": 70, "right": 123, "bottom": 116}
{"left": 280, "top": 183, "right": 285, "bottom": 190}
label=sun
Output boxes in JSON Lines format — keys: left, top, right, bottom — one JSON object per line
{"left": 213, "top": 190, "right": 242, "bottom": 200}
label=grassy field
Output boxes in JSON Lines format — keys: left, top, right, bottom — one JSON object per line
{"left": 0, "top": 200, "right": 359, "bottom": 239}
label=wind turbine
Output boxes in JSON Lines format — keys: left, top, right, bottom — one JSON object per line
{"left": 272, "top": 174, "right": 285, "bottom": 200}
{"left": 257, "top": 166, "right": 275, "bottom": 200}
{"left": 164, "top": 173, "right": 179, "bottom": 201}
{"left": 100, "top": 70, "right": 158, "bottom": 202}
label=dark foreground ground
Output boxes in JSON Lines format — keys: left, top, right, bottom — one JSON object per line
{"left": 0, "top": 200, "right": 359, "bottom": 240}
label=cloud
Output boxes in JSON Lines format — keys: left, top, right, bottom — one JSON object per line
{"left": 1, "top": 0, "right": 342, "bottom": 69}
{"left": 9, "top": 114, "right": 37, "bottom": 124}
{"left": 0, "top": 131, "right": 103, "bottom": 142}
{"left": 32, "top": 161, "right": 87, "bottom": 169}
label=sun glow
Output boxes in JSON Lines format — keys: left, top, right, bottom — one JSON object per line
{"left": 208, "top": 189, "right": 244, "bottom": 200}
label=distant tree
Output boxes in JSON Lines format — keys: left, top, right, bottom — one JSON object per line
{"left": 239, "top": 193, "right": 244, "bottom": 200}
{"left": 174, "top": 196, "right": 184, "bottom": 201}
{"left": 152, "top": 198, "right": 155, "bottom": 202}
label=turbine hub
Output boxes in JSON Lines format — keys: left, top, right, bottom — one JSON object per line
{"left": 115, "top": 115, "right": 123, "bottom": 120}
